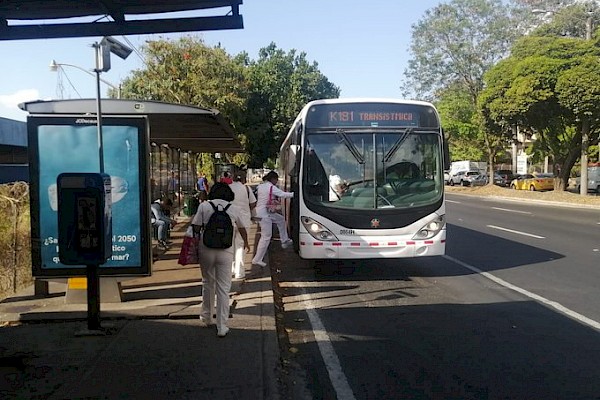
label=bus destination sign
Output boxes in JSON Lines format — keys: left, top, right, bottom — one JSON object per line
{"left": 306, "top": 102, "right": 439, "bottom": 129}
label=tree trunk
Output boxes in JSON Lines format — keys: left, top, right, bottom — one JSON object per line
{"left": 556, "top": 134, "right": 582, "bottom": 191}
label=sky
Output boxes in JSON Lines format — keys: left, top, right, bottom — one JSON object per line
{"left": 0, "top": 0, "right": 443, "bottom": 122}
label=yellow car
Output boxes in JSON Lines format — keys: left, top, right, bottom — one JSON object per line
{"left": 510, "top": 173, "right": 555, "bottom": 191}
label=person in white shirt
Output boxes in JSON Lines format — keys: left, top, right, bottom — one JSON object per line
{"left": 251, "top": 171, "right": 294, "bottom": 267}
{"left": 191, "top": 182, "right": 250, "bottom": 337}
{"left": 229, "top": 174, "right": 256, "bottom": 279}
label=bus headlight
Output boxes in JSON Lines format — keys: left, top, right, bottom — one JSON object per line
{"left": 412, "top": 215, "right": 445, "bottom": 240}
{"left": 301, "top": 216, "right": 338, "bottom": 241}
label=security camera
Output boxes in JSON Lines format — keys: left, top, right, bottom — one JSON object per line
{"left": 100, "top": 36, "right": 133, "bottom": 60}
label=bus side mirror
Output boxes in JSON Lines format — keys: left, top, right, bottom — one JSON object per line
{"left": 443, "top": 135, "right": 450, "bottom": 170}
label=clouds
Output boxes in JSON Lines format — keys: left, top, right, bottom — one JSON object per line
{"left": 0, "top": 89, "right": 40, "bottom": 121}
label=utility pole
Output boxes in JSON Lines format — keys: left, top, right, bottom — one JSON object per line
{"left": 580, "top": 14, "right": 593, "bottom": 196}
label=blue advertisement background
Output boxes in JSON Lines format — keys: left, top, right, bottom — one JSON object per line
{"left": 38, "top": 124, "right": 141, "bottom": 269}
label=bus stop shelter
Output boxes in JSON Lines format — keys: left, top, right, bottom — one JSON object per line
{"left": 20, "top": 99, "right": 243, "bottom": 299}
{"left": 20, "top": 99, "right": 244, "bottom": 154}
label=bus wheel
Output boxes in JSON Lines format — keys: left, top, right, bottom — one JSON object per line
{"left": 529, "top": 185, "right": 536, "bottom": 191}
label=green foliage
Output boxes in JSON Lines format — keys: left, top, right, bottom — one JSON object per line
{"left": 403, "top": 0, "right": 522, "bottom": 101}
{"left": 479, "top": 27, "right": 600, "bottom": 188}
{"left": 120, "top": 37, "right": 339, "bottom": 169}
{"left": 241, "top": 43, "right": 340, "bottom": 167}
{"left": 436, "top": 85, "right": 484, "bottom": 161}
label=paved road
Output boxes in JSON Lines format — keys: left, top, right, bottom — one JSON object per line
{"left": 272, "top": 196, "right": 600, "bottom": 399}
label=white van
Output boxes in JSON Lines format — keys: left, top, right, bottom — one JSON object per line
{"left": 576, "top": 166, "right": 600, "bottom": 193}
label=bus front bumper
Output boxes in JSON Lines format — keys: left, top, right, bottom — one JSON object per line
{"left": 297, "top": 231, "right": 446, "bottom": 259}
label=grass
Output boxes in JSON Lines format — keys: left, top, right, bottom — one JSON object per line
{"left": 446, "top": 184, "right": 600, "bottom": 207}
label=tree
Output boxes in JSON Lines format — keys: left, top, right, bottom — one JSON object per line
{"left": 241, "top": 43, "right": 340, "bottom": 167}
{"left": 435, "top": 84, "right": 484, "bottom": 161}
{"left": 479, "top": 34, "right": 600, "bottom": 189}
{"left": 120, "top": 36, "right": 250, "bottom": 173}
{"left": 403, "top": 0, "right": 522, "bottom": 103}
{"left": 404, "top": 0, "right": 530, "bottom": 180}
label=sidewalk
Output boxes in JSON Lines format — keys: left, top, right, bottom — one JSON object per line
{"left": 0, "top": 220, "right": 282, "bottom": 400}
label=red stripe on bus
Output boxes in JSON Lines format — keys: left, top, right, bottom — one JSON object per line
{"left": 406, "top": 241, "right": 416, "bottom": 245}
{"left": 387, "top": 242, "right": 398, "bottom": 246}
{"left": 369, "top": 242, "right": 379, "bottom": 246}
{"left": 300, "top": 242, "right": 306, "bottom": 246}
{"left": 350, "top": 242, "right": 361, "bottom": 246}
{"left": 332, "top": 242, "right": 342, "bottom": 246}
{"left": 441, "top": 240, "right": 446, "bottom": 243}
{"left": 313, "top": 242, "right": 323, "bottom": 246}
{"left": 424, "top": 240, "right": 434, "bottom": 244}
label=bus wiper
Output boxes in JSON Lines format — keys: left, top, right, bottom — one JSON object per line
{"left": 384, "top": 128, "right": 413, "bottom": 163}
{"left": 336, "top": 129, "right": 364, "bottom": 164}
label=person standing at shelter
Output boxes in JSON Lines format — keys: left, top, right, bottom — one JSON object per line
{"left": 229, "top": 174, "right": 256, "bottom": 279}
{"left": 197, "top": 173, "right": 209, "bottom": 195}
{"left": 191, "top": 182, "right": 250, "bottom": 337}
{"left": 251, "top": 171, "right": 294, "bottom": 267}
{"left": 220, "top": 171, "right": 233, "bottom": 184}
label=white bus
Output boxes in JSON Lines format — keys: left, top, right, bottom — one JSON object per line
{"left": 278, "top": 98, "right": 448, "bottom": 261}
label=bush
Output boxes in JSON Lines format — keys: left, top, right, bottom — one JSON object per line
{"left": 0, "top": 182, "right": 32, "bottom": 300}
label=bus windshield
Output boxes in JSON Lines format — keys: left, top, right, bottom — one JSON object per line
{"left": 303, "top": 130, "right": 443, "bottom": 209}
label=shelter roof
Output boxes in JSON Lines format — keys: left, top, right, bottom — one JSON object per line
{"left": 0, "top": 0, "right": 243, "bottom": 40}
{"left": 19, "top": 99, "right": 243, "bottom": 153}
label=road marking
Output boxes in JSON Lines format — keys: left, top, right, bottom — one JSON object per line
{"left": 443, "top": 255, "right": 600, "bottom": 331}
{"left": 486, "top": 225, "right": 545, "bottom": 239}
{"left": 491, "top": 207, "right": 532, "bottom": 215}
{"left": 445, "top": 199, "right": 461, "bottom": 204}
{"left": 291, "top": 284, "right": 356, "bottom": 400}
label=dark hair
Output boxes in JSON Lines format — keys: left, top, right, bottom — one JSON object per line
{"left": 208, "top": 182, "right": 235, "bottom": 202}
{"left": 223, "top": 171, "right": 230, "bottom": 178}
{"left": 161, "top": 197, "right": 173, "bottom": 206}
{"left": 263, "top": 171, "right": 279, "bottom": 182}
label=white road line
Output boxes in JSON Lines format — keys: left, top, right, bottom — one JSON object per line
{"left": 491, "top": 207, "right": 532, "bottom": 215}
{"left": 443, "top": 255, "right": 600, "bottom": 332}
{"left": 487, "top": 225, "right": 545, "bottom": 239}
{"left": 292, "top": 284, "right": 357, "bottom": 400}
{"left": 445, "top": 199, "right": 461, "bottom": 204}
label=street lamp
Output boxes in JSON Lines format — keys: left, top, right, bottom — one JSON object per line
{"left": 49, "top": 60, "right": 121, "bottom": 99}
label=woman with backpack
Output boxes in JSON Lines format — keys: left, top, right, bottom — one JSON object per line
{"left": 191, "top": 182, "right": 250, "bottom": 337}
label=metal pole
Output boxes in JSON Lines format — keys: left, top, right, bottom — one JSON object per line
{"left": 580, "top": 15, "right": 592, "bottom": 195}
{"left": 94, "top": 43, "right": 105, "bottom": 174}
{"left": 89, "top": 42, "right": 103, "bottom": 332}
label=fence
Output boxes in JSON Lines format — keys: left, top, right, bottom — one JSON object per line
{"left": 0, "top": 182, "right": 32, "bottom": 301}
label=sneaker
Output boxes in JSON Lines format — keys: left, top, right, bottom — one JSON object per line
{"left": 252, "top": 260, "right": 267, "bottom": 267}
{"left": 217, "top": 326, "right": 230, "bottom": 337}
{"left": 158, "top": 240, "right": 171, "bottom": 249}
{"left": 200, "top": 315, "right": 213, "bottom": 326}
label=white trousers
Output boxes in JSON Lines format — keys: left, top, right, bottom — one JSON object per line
{"left": 199, "top": 246, "right": 233, "bottom": 331}
{"left": 253, "top": 212, "right": 290, "bottom": 264}
{"left": 232, "top": 229, "right": 246, "bottom": 278}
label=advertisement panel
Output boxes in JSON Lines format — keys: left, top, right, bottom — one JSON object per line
{"left": 28, "top": 116, "right": 151, "bottom": 277}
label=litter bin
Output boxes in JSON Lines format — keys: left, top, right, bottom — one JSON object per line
{"left": 184, "top": 194, "right": 199, "bottom": 216}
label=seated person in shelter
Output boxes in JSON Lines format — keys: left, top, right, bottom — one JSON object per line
{"left": 151, "top": 197, "right": 176, "bottom": 249}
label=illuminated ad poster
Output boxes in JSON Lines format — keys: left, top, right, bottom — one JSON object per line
{"left": 28, "top": 116, "right": 150, "bottom": 277}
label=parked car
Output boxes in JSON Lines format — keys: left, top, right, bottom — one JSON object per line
{"left": 510, "top": 173, "right": 555, "bottom": 191}
{"left": 493, "top": 169, "right": 514, "bottom": 187}
{"left": 575, "top": 166, "right": 600, "bottom": 193}
{"left": 449, "top": 170, "right": 480, "bottom": 186}
{"left": 471, "top": 174, "right": 488, "bottom": 187}
{"left": 444, "top": 170, "right": 451, "bottom": 185}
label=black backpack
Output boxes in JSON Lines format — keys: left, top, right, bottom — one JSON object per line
{"left": 202, "top": 201, "right": 234, "bottom": 249}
